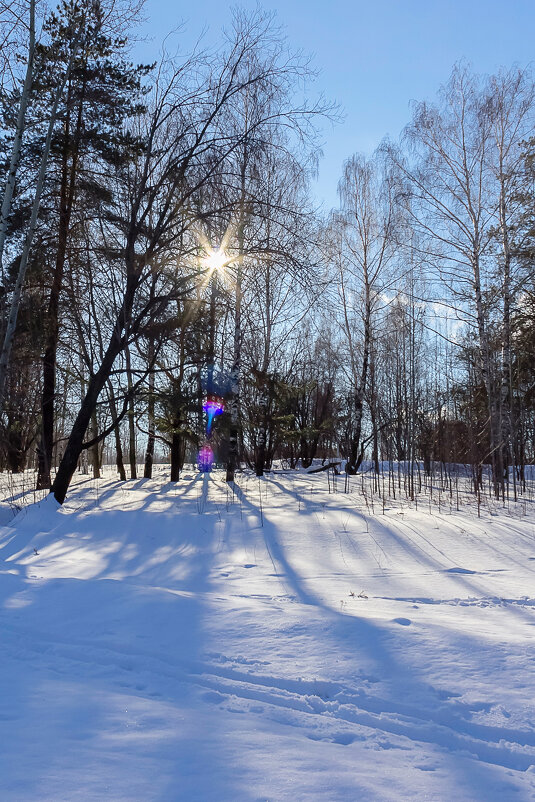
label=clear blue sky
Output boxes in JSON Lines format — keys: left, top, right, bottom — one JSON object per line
{"left": 138, "top": 0, "right": 535, "bottom": 209}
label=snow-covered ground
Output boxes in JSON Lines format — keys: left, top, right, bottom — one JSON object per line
{"left": 1, "top": 467, "right": 535, "bottom": 801}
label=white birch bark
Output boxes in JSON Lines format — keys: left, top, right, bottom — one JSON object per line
{"left": 0, "top": 0, "right": 35, "bottom": 279}
{"left": 0, "top": 25, "right": 83, "bottom": 414}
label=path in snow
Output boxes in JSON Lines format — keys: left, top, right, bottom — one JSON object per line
{"left": 0, "top": 468, "right": 535, "bottom": 801}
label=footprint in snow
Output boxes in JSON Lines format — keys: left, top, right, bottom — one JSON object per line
{"left": 201, "top": 690, "right": 226, "bottom": 704}
{"left": 306, "top": 732, "right": 363, "bottom": 746}
{"left": 392, "top": 617, "right": 411, "bottom": 626}
{"left": 243, "top": 564, "right": 257, "bottom": 569}
{"left": 445, "top": 567, "right": 476, "bottom": 574}
{"left": 332, "top": 732, "right": 361, "bottom": 746}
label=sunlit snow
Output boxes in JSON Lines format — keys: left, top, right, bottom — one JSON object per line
{"left": 1, "top": 467, "right": 534, "bottom": 801}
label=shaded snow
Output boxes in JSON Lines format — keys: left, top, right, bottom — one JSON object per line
{"left": 1, "top": 468, "right": 535, "bottom": 800}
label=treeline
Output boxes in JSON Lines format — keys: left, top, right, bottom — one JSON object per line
{"left": 0, "top": 1, "right": 533, "bottom": 503}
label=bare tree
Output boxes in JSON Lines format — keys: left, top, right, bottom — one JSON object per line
{"left": 333, "top": 150, "right": 400, "bottom": 474}
{"left": 0, "top": 0, "right": 35, "bottom": 278}
{"left": 485, "top": 68, "right": 535, "bottom": 496}
{"left": 51, "top": 8, "right": 326, "bottom": 502}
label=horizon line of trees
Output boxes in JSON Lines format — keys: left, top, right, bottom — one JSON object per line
{"left": 0, "top": 1, "right": 534, "bottom": 504}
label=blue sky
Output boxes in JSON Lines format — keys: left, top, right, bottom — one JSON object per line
{"left": 138, "top": 0, "right": 535, "bottom": 208}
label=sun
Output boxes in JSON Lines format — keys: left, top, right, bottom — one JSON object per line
{"left": 203, "top": 248, "right": 228, "bottom": 273}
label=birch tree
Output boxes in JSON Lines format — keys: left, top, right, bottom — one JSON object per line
{"left": 0, "top": 0, "right": 88, "bottom": 415}
{"left": 0, "top": 0, "right": 35, "bottom": 280}
{"left": 334, "top": 150, "right": 399, "bottom": 474}
{"left": 485, "top": 68, "right": 535, "bottom": 495}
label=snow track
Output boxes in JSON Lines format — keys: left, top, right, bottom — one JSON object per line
{"left": 1, "top": 468, "right": 535, "bottom": 800}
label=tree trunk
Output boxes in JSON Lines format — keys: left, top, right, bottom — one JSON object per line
{"left": 108, "top": 379, "right": 126, "bottom": 481}
{"left": 226, "top": 145, "right": 247, "bottom": 483}
{"left": 0, "top": 0, "right": 35, "bottom": 277}
{"left": 125, "top": 344, "right": 137, "bottom": 479}
{"left": 226, "top": 268, "right": 242, "bottom": 481}
{"left": 51, "top": 333, "right": 122, "bottom": 503}
{"left": 0, "top": 31, "right": 81, "bottom": 414}
{"left": 346, "top": 293, "right": 371, "bottom": 475}
{"left": 499, "top": 185, "right": 513, "bottom": 496}
{"left": 91, "top": 408, "right": 100, "bottom": 479}
{"left": 170, "top": 430, "right": 181, "bottom": 482}
{"left": 254, "top": 378, "right": 269, "bottom": 477}
{"left": 471, "top": 251, "right": 502, "bottom": 497}
{"left": 144, "top": 355, "right": 155, "bottom": 479}
{"left": 37, "top": 77, "right": 82, "bottom": 489}
{"left": 50, "top": 260, "right": 137, "bottom": 504}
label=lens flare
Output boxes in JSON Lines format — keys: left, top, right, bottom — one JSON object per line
{"left": 198, "top": 444, "right": 214, "bottom": 472}
{"left": 203, "top": 249, "right": 228, "bottom": 272}
{"left": 199, "top": 396, "right": 224, "bottom": 472}
{"left": 203, "top": 395, "right": 224, "bottom": 435}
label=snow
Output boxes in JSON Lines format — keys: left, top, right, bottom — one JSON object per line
{"left": 1, "top": 467, "right": 535, "bottom": 801}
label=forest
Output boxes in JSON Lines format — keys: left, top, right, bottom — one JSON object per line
{"left": 1, "top": 0, "right": 534, "bottom": 505}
